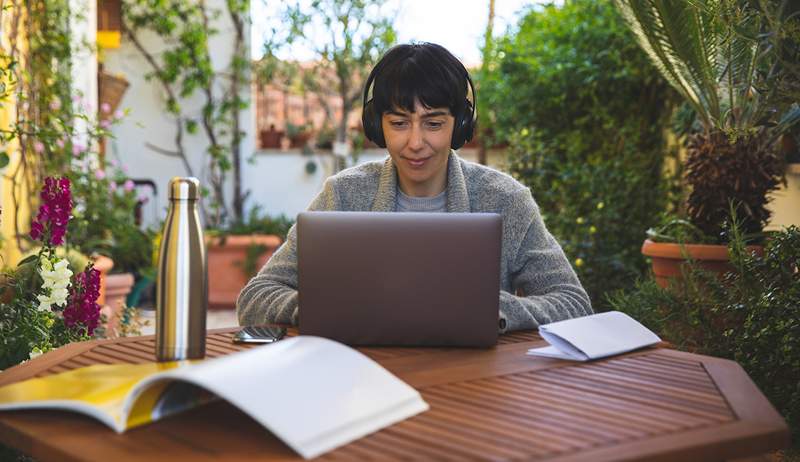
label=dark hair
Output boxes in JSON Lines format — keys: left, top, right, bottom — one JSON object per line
{"left": 368, "top": 42, "right": 472, "bottom": 117}
{"left": 362, "top": 42, "right": 476, "bottom": 149}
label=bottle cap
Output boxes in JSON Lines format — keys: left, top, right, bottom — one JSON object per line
{"left": 168, "top": 177, "right": 200, "bottom": 200}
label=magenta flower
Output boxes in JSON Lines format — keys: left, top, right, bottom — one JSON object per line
{"left": 63, "top": 265, "right": 101, "bottom": 335}
{"left": 30, "top": 177, "right": 73, "bottom": 246}
{"left": 123, "top": 179, "right": 134, "bottom": 192}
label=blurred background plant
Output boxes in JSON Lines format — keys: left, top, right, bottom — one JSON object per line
{"left": 478, "top": 0, "right": 679, "bottom": 310}
{"left": 615, "top": 0, "right": 800, "bottom": 243}
{"left": 210, "top": 206, "right": 294, "bottom": 241}
{"left": 66, "top": 151, "right": 156, "bottom": 277}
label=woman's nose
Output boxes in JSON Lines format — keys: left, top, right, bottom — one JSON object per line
{"left": 408, "top": 123, "right": 424, "bottom": 150}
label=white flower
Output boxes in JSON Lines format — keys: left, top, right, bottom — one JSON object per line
{"left": 37, "top": 293, "right": 56, "bottom": 311}
{"left": 37, "top": 256, "right": 73, "bottom": 311}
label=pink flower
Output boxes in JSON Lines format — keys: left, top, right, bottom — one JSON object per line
{"left": 33, "top": 141, "right": 45, "bottom": 154}
{"left": 138, "top": 193, "right": 149, "bottom": 204}
{"left": 72, "top": 143, "right": 85, "bottom": 156}
{"left": 95, "top": 169, "right": 106, "bottom": 180}
{"left": 63, "top": 265, "right": 101, "bottom": 335}
{"left": 109, "top": 181, "right": 118, "bottom": 192}
{"left": 109, "top": 159, "right": 118, "bottom": 168}
{"left": 99, "top": 119, "right": 111, "bottom": 129}
{"left": 56, "top": 138, "right": 65, "bottom": 149}
{"left": 30, "top": 177, "right": 73, "bottom": 246}
{"left": 101, "top": 102, "right": 111, "bottom": 113}
{"left": 123, "top": 179, "right": 135, "bottom": 192}
{"left": 50, "top": 99, "right": 62, "bottom": 111}
{"left": 114, "top": 109, "right": 124, "bottom": 120}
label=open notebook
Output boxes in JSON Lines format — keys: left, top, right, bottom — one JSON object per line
{"left": 0, "top": 336, "right": 429, "bottom": 459}
{"left": 527, "top": 311, "right": 661, "bottom": 361}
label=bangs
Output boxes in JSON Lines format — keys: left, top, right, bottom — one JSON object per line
{"left": 371, "top": 44, "right": 467, "bottom": 116}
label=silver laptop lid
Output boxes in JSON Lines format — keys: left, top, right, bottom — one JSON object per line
{"left": 298, "top": 211, "right": 501, "bottom": 347}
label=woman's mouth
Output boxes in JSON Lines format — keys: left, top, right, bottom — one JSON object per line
{"left": 404, "top": 157, "right": 430, "bottom": 168}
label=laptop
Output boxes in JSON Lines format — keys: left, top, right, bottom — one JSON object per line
{"left": 297, "top": 211, "right": 502, "bottom": 347}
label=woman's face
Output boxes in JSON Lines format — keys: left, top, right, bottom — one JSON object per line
{"left": 382, "top": 100, "right": 454, "bottom": 197}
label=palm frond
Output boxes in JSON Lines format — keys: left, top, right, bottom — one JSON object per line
{"left": 615, "top": 0, "right": 723, "bottom": 127}
{"left": 614, "top": 0, "right": 777, "bottom": 132}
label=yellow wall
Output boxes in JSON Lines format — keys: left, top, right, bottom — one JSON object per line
{"left": 0, "top": 5, "right": 31, "bottom": 267}
{"left": 767, "top": 165, "right": 800, "bottom": 230}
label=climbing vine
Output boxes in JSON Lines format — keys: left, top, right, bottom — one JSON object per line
{"left": 122, "top": 0, "right": 250, "bottom": 228}
{"left": 0, "top": 0, "right": 113, "bottom": 253}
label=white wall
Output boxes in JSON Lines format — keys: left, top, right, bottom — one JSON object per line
{"left": 103, "top": 0, "right": 253, "bottom": 228}
{"left": 70, "top": 0, "right": 97, "bottom": 136}
{"left": 243, "top": 150, "right": 387, "bottom": 219}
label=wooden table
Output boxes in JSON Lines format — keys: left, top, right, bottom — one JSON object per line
{"left": 0, "top": 328, "right": 789, "bottom": 461}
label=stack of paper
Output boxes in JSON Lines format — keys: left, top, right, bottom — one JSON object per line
{"left": 527, "top": 311, "right": 661, "bottom": 361}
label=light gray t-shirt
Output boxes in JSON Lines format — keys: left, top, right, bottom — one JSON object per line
{"left": 396, "top": 188, "right": 447, "bottom": 212}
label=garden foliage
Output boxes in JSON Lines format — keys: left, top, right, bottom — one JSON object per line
{"left": 481, "top": 0, "right": 678, "bottom": 309}
{"left": 608, "top": 225, "right": 800, "bottom": 443}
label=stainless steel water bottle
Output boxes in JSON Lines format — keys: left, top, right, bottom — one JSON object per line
{"left": 156, "top": 177, "right": 207, "bottom": 361}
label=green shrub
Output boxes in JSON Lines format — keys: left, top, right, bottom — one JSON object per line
{"left": 608, "top": 226, "right": 800, "bottom": 445}
{"left": 216, "top": 207, "right": 294, "bottom": 240}
{"left": 481, "top": 0, "right": 678, "bottom": 310}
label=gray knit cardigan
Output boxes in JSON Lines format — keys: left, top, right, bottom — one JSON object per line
{"left": 236, "top": 152, "right": 593, "bottom": 333}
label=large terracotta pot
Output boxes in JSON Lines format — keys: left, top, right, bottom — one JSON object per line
{"left": 94, "top": 255, "right": 114, "bottom": 305}
{"left": 641, "top": 239, "right": 762, "bottom": 288}
{"left": 101, "top": 272, "right": 135, "bottom": 336}
{"left": 206, "top": 234, "right": 282, "bottom": 309}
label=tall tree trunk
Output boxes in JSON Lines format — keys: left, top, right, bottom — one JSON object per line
{"left": 478, "top": 0, "right": 495, "bottom": 165}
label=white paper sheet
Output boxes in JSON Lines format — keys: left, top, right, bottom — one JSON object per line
{"left": 527, "top": 311, "right": 660, "bottom": 361}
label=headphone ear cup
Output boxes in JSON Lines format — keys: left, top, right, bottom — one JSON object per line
{"left": 451, "top": 111, "right": 466, "bottom": 150}
{"left": 450, "top": 99, "right": 475, "bottom": 150}
{"left": 362, "top": 100, "right": 386, "bottom": 148}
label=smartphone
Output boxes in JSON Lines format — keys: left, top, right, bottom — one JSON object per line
{"left": 232, "top": 325, "right": 287, "bottom": 344}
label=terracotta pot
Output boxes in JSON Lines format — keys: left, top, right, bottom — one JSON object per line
{"left": 206, "top": 234, "right": 282, "bottom": 309}
{"left": 101, "top": 272, "right": 135, "bottom": 336}
{"left": 641, "top": 239, "right": 762, "bottom": 288}
{"left": 94, "top": 255, "right": 114, "bottom": 305}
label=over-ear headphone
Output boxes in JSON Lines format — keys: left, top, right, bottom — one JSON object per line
{"left": 361, "top": 63, "right": 477, "bottom": 150}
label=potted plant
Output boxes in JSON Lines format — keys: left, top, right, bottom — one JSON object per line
{"left": 615, "top": 0, "right": 800, "bottom": 285}
{"left": 205, "top": 209, "right": 293, "bottom": 309}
